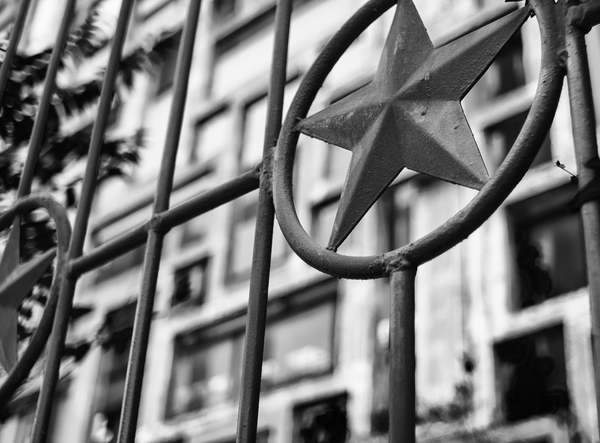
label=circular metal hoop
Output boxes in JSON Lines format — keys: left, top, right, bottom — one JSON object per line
{"left": 0, "top": 195, "right": 72, "bottom": 408}
{"left": 273, "top": 0, "right": 566, "bottom": 279}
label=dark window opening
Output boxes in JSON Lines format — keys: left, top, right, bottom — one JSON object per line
{"left": 482, "top": 32, "right": 526, "bottom": 97}
{"left": 495, "top": 325, "right": 569, "bottom": 423}
{"left": 379, "top": 183, "right": 411, "bottom": 252}
{"left": 485, "top": 111, "right": 552, "bottom": 170}
{"left": 213, "top": 0, "right": 238, "bottom": 25}
{"left": 92, "top": 302, "right": 136, "bottom": 443}
{"left": 508, "top": 186, "right": 587, "bottom": 309}
{"left": 172, "top": 257, "right": 209, "bottom": 308}
{"left": 293, "top": 394, "right": 348, "bottom": 443}
{"left": 152, "top": 30, "right": 182, "bottom": 96}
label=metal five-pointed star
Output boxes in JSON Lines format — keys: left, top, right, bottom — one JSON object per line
{"left": 299, "top": 0, "right": 530, "bottom": 250}
{"left": 0, "top": 221, "right": 55, "bottom": 373}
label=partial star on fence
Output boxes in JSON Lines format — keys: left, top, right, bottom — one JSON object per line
{"left": 0, "top": 221, "right": 56, "bottom": 373}
{"left": 298, "top": 0, "right": 531, "bottom": 250}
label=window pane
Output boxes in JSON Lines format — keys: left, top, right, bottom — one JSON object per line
{"left": 172, "top": 259, "right": 209, "bottom": 307}
{"left": 192, "top": 109, "right": 231, "bottom": 165}
{"left": 515, "top": 212, "right": 587, "bottom": 305}
{"left": 262, "top": 301, "right": 334, "bottom": 386}
{"left": 169, "top": 334, "right": 243, "bottom": 416}
{"left": 480, "top": 32, "right": 526, "bottom": 97}
{"left": 229, "top": 191, "right": 288, "bottom": 280}
{"left": 323, "top": 145, "right": 351, "bottom": 183}
{"left": 510, "top": 186, "right": 587, "bottom": 309}
{"left": 242, "top": 97, "right": 267, "bottom": 171}
{"left": 495, "top": 325, "right": 569, "bottom": 423}
{"left": 293, "top": 395, "right": 348, "bottom": 443}
{"left": 153, "top": 31, "right": 181, "bottom": 95}
{"left": 485, "top": 111, "right": 552, "bottom": 169}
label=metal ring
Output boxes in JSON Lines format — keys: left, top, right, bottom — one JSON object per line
{"left": 0, "top": 195, "right": 72, "bottom": 408}
{"left": 273, "top": 0, "right": 566, "bottom": 279}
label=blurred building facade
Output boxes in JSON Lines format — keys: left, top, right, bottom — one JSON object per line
{"left": 1, "top": 0, "right": 600, "bottom": 442}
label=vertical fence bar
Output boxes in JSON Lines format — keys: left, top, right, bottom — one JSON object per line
{"left": 31, "top": 1, "right": 136, "bottom": 442}
{"left": 116, "top": 1, "right": 202, "bottom": 441}
{"left": 565, "top": 10, "right": 600, "bottom": 435}
{"left": 389, "top": 268, "right": 417, "bottom": 443}
{"left": 0, "top": 0, "right": 32, "bottom": 106}
{"left": 17, "top": 0, "right": 79, "bottom": 439}
{"left": 18, "top": 0, "right": 76, "bottom": 198}
{"left": 236, "top": 2, "right": 293, "bottom": 441}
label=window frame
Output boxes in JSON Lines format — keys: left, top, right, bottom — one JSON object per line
{"left": 506, "top": 184, "right": 588, "bottom": 310}
{"left": 165, "top": 279, "right": 338, "bottom": 419}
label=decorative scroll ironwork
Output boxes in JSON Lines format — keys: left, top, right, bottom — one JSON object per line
{"left": 0, "top": 1, "right": 600, "bottom": 443}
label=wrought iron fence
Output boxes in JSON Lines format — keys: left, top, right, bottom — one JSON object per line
{"left": 0, "top": 0, "right": 600, "bottom": 442}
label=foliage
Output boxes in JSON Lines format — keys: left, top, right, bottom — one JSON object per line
{"left": 0, "top": 0, "right": 165, "bottom": 357}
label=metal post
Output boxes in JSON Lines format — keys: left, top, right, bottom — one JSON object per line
{"left": 389, "top": 268, "right": 417, "bottom": 443}
{"left": 236, "top": 0, "right": 293, "bottom": 442}
{"left": 117, "top": 1, "right": 202, "bottom": 441}
{"left": 565, "top": 3, "right": 600, "bottom": 435}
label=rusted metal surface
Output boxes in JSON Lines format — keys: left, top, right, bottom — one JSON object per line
{"left": 117, "top": 1, "right": 203, "bottom": 442}
{"left": 236, "top": 0, "right": 293, "bottom": 441}
{"left": 565, "top": 2, "right": 600, "bottom": 431}
{"left": 389, "top": 268, "right": 417, "bottom": 443}
{"left": 299, "top": 3, "right": 528, "bottom": 250}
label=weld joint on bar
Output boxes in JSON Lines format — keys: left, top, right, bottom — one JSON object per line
{"left": 385, "top": 251, "right": 417, "bottom": 275}
{"left": 261, "top": 147, "right": 276, "bottom": 196}
{"left": 148, "top": 213, "right": 164, "bottom": 232}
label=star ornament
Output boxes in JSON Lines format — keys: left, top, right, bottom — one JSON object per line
{"left": 299, "top": 0, "right": 531, "bottom": 250}
{"left": 0, "top": 221, "right": 55, "bottom": 374}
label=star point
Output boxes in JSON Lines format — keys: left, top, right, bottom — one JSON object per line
{"left": 299, "top": 0, "right": 531, "bottom": 250}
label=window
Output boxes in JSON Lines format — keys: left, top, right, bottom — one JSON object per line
{"left": 293, "top": 395, "right": 348, "bottom": 443}
{"left": 92, "top": 303, "right": 136, "bottom": 443}
{"left": 95, "top": 244, "right": 145, "bottom": 284}
{"left": 379, "top": 182, "right": 412, "bottom": 252}
{"left": 322, "top": 146, "right": 351, "bottom": 184}
{"left": 495, "top": 325, "right": 569, "bottom": 423}
{"left": 152, "top": 30, "right": 182, "bottom": 96}
{"left": 167, "top": 280, "right": 337, "bottom": 417}
{"left": 172, "top": 257, "right": 209, "bottom": 308}
{"left": 485, "top": 110, "right": 552, "bottom": 170}
{"left": 228, "top": 191, "right": 288, "bottom": 281}
{"left": 240, "top": 80, "right": 299, "bottom": 172}
{"left": 508, "top": 186, "right": 587, "bottom": 309}
{"left": 191, "top": 106, "right": 230, "bottom": 166}
{"left": 261, "top": 297, "right": 335, "bottom": 388}
{"left": 179, "top": 217, "right": 205, "bottom": 249}
{"left": 480, "top": 32, "right": 526, "bottom": 98}
{"left": 213, "top": 0, "right": 238, "bottom": 25}
{"left": 167, "top": 325, "right": 244, "bottom": 417}
{"left": 241, "top": 95, "right": 267, "bottom": 171}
